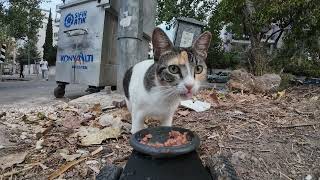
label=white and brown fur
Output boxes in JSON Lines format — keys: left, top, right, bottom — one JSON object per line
{"left": 123, "top": 28, "right": 212, "bottom": 134}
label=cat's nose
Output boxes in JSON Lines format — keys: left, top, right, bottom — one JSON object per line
{"left": 185, "top": 84, "right": 193, "bottom": 91}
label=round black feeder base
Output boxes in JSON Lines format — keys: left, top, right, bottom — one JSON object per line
{"left": 97, "top": 150, "right": 212, "bottom": 180}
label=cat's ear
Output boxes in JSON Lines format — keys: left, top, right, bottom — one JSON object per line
{"left": 152, "top": 27, "right": 174, "bottom": 61}
{"left": 192, "top": 31, "right": 212, "bottom": 59}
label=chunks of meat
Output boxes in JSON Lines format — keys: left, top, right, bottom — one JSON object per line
{"left": 139, "top": 131, "right": 188, "bottom": 147}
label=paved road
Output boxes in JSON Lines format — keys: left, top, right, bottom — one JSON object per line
{"left": 0, "top": 75, "right": 88, "bottom": 106}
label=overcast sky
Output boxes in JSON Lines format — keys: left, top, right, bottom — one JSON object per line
{"left": 40, "top": 0, "right": 61, "bottom": 15}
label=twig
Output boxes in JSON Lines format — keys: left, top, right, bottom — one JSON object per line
{"left": 229, "top": 135, "right": 249, "bottom": 141}
{"left": 48, "top": 157, "right": 87, "bottom": 180}
{"left": 279, "top": 171, "right": 293, "bottom": 180}
{"left": 102, "top": 106, "right": 116, "bottom": 111}
{"left": 0, "top": 166, "right": 33, "bottom": 178}
{"left": 276, "top": 123, "right": 319, "bottom": 128}
{"left": 104, "top": 152, "right": 115, "bottom": 158}
{"left": 219, "top": 145, "right": 271, "bottom": 152}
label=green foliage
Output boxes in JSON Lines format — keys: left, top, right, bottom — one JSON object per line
{"left": 4, "top": 0, "right": 44, "bottom": 40}
{"left": 278, "top": 73, "right": 295, "bottom": 91}
{"left": 207, "top": 0, "right": 320, "bottom": 76}
{"left": 156, "top": 0, "right": 216, "bottom": 24}
{"left": 208, "top": 50, "right": 242, "bottom": 70}
{"left": 16, "top": 40, "right": 41, "bottom": 65}
{"left": 0, "top": 0, "right": 44, "bottom": 64}
{"left": 43, "top": 10, "right": 55, "bottom": 65}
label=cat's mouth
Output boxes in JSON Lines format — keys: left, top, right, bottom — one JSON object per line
{"left": 180, "top": 92, "right": 193, "bottom": 99}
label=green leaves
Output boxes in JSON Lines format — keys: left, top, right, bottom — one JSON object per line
{"left": 1, "top": 0, "right": 44, "bottom": 40}
{"left": 156, "top": 0, "right": 216, "bottom": 24}
{"left": 43, "top": 9, "right": 56, "bottom": 65}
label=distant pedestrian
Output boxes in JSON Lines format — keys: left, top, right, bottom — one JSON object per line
{"left": 19, "top": 62, "right": 24, "bottom": 78}
{"left": 40, "top": 59, "right": 49, "bottom": 81}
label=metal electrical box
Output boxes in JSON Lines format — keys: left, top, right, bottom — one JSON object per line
{"left": 54, "top": 0, "right": 156, "bottom": 97}
{"left": 174, "top": 17, "right": 206, "bottom": 47}
{"left": 158, "top": 17, "right": 205, "bottom": 48}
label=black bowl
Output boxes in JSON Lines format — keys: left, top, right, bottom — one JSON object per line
{"left": 129, "top": 126, "right": 200, "bottom": 158}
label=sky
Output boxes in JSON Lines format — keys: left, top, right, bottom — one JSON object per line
{"left": 40, "top": 0, "right": 61, "bottom": 16}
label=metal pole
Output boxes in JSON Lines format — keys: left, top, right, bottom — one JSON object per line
{"left": 0, "top": 63, "right": 3, "bottom": 81}
{"left": 28, "top": 43, "right": 30, "bottom": 74}
{"left": 117, "top": 0, "right": 143, "bottom": 93}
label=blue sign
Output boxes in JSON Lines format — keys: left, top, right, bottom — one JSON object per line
{"left": 60, "top": 53, "right": 93, "bottom": 70}
{"left": 64, "top": 11, "right": 87, "bottom": 28}
{"left": 60, "top": 53, "right": 93, "bottom": 63}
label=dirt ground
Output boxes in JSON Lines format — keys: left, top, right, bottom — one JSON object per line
{"left": 0, "top": 85, "right": 319, "bottom": 180}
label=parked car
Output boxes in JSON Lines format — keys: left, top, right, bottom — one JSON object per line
{"left": 207, "top": 71, "right": 230, "bottom": 83}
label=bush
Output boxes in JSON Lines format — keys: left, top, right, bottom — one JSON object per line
{"left": 278, "top": 73, "right": 295, "bottom": 90}
{"left": 207, "top": 50, "right": 242, "bottom": 70}
{"left": 271, "top": 56, "right": 320, "bottom": 77}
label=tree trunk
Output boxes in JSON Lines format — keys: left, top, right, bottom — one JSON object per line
{"left": 244, "top": 0, "right": 268, "bottom": 76}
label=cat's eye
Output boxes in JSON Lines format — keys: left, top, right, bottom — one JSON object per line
{"left": 168, "top": 65, "right": 180, "bottom": 74}
{"left": 195, "top": 65, "right": 203, "bottom": 74}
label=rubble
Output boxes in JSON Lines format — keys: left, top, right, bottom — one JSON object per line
{"left": 227, "top": 69, "right": 281, "bottom": 93}
{"left": 0, "top": 86, "right": 319, "bottom": 179}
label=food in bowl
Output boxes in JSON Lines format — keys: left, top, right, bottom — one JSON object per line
{"left": 140, "top": 130, "right": 189, "bottom": 147}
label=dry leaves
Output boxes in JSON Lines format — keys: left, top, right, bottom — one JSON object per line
{"left": 77, "top": 126, "right": 121, "bottom": 146}
{"left": 0, "top": 151, "right": 28, "bottom": 170}
{"left": 177, "top": 110, "right": 190, "bottom": 116}
{"left": 62, "top": 112, "right": 82, "bottom": 129}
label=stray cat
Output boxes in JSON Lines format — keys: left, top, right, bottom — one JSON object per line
{"left": 123, "top": 27, "right": 212, "bottom": 134}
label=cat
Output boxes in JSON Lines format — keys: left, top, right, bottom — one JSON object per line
{"left": 123, "top": 27, "right": 212, "bottom": 134}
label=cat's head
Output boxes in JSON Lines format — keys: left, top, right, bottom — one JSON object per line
{"left": 152, "top": 27, "right": 212, "bottom": 99}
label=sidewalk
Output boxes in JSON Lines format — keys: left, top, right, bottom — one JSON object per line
{"left": 1, "top": 66, "right": 56, "bottom": 82}
{"left": 1, "top": 73, "right": 41, "bottom": 81}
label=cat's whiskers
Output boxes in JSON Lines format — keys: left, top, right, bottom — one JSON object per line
{"left": 152, "top": 86, "right": 179, "bottom": 98}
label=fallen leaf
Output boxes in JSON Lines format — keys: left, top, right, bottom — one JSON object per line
{"left": 37, "top": 112, "right": 46, "bottom": 120}
{"left": 36, "top": 138, "right": 44, "bottom": 150}
{"left": 177, "top": 110, "right": 190, "bottom": 116}
{"left": 48, "top": 157, "right": 87, "bottom": 180}
{"left": 62, "top": 112, "right": 81, "bottom": 129}
{"left": 310, "top": 96, "right": 319, "bottom": 101}
{"left": 209, "top": 91, "right": 220, "bottom": 105}
{"left": 80, "top": 127, "right": 121, "bottom": 146}
{"left": 277, "top": 90, "right": 286, "bottom": 99}
{"left": 0, "top": 151, "right": 28, "bottom": 170}
{"left": 89, "top": 104, "right": 102, "bottom": 114}
{"left": 99, "top": 114, "right": 122, "bottom": 128}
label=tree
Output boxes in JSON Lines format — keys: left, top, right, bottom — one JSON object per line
{"left": 4, "top": 0, "right": 43, "bottom": 40}
{"left": 43, "top": 9, "right": 55, "bottom": 65}
{"left": 16, "top": 40, "right": 41, "bottom": 65}
{"left": 156, "top": 0, "right": 216, "bottom": 24}
{"left": 209, "top": 0, "right": 320, "bottom": 75}
{"left": 156, "top": 0, "right": 218, "bottom": 71}
{"left": 0, "top": 0, "right": 44, "bottom": 64}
